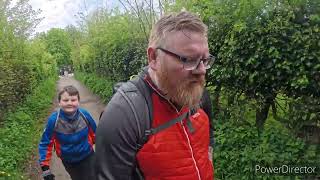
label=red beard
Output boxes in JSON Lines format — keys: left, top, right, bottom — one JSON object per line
{"left": 156, "top": 64, "right": 205, "bottom": 107}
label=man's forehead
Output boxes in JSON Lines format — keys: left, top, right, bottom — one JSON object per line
{"left": 164, "top": 30, "right": 207, "bottom": 43}
{"left": 166, "top": 29, "right": 200, "bottom": 36}
{"left": 164, "top": 31, "right": 208, "bottom": 50}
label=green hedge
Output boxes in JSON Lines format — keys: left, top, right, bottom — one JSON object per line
{"left": 213, "top": 93, "right": 320, "bottom": 180}
{"left": 75, "top": 71, "right": 114, "bottom": 103}
{"left": 214, "top": 120, "right": 319, "bottom": 179}
{"left": 0, "top": 77, "right": 57, "bottom": 179}
{"left": 71, "top": 13, "right": 147, "bottom": 82}
{"left": 0, "top": 42, "right": 57, "bottom": 123}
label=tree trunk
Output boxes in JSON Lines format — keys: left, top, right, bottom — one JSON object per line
{"left": 256, "top": 96, "right": 275, "bottom": 134}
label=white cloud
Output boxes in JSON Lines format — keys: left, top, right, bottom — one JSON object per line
{"left": 27, "top": 0, "right": 119, "bottom": 33}
{"left": 9, "top": 0, "right": 121, "bottom": 33}
{"left": 29, "top": 0, "right": 82, "bottom": 32}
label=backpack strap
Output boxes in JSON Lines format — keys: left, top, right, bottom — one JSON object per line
{"left": 53, "top": 108, "right": 61, "bottom": 131}
{"left": 144, "top": 111, "right": 189, "bottom": 136}
{"left": 129, "top": 69, "right": 153, "bottom": 126}
{"left": 120, "top": 72, "right": 196, "bottom": 146}
{"left": 78, "top": 109, "right": 91, "bottom": 129}
{"left": 119, "top": 66, "right": 201, "bottom": 140}
{"left": 118, "top": 68, "right": 153, "bottom": 147}
{"left": 118, "top": 88, "right": 143, "bottom": 137}
{"left": 117, "top": 68, "right": 201, "bottom": 179}
{"left": 54, "top": 108, "right": 90, "bottom": 130}
{"left": 199, "top": 88, "right": 214, "bottom": 146}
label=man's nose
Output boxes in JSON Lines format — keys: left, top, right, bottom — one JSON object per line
{"left": 192, "top": 61, "right": 206, "bottom": 75}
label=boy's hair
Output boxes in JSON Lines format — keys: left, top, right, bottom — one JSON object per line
{"left": 148, "top": 11, "right": 207, "bottom": 47}
{"left": 58, "top": 85, "right": 80, "bottom": 101}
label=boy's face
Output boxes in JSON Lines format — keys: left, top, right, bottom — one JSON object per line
{"left": 59, "top": 92, "right": 79, "bottom": 114}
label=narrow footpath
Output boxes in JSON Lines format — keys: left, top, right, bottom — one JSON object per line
{"left": 30, "top": 75, "right": 105, "bottom": 180}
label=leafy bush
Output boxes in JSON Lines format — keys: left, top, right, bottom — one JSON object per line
{"left": 0, "top": 60, "right": 33, "bottom": 114}
{"left": 214, "top": 106, "right": 319, "bottom": 180}
{"left": 0, "top": 77, "right": 57, "bottom": 179}
{"left": 71, "top": 12, "right": 147, "bottom": 81}
{"left": 45, "top": 28, "right": 72, "bottom": 67}
{"left": 0, "top": 2, "right": 57, "bottom": 123}
{"left": 75, "top": 72, "right": 114, "bottom": 103}
{"left": 210, "top": 87, "right": 320, "bottom": 179}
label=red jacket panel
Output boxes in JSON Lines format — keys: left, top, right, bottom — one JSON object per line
{"left": 136, "top": 92, "right": 214, "bottom": 180}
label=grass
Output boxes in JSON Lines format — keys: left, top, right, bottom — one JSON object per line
{"left": 0, "top": 77, "right": 57, "bottom": 179}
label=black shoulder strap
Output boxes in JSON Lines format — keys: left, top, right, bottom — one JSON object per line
{"left": 200, "top": 88, "right": 213, "bottom": 121}
{"left": 116, "top": 67, "right": 153, "bottom": 144}
{"left": 125, "top": 78, "right": 195, "bottom": 145}
{"left": 145, "top": 111, "right": 189, "bottom": 136}
{"left": 200, "top": 88, "right": 214, "bottom": 146}
{"left": 129, "top": 78, "right": 153, "bottom": 127}
{"left": 127, "top": 68, "right": 154, "bottom": 146}
{"left": 118, "top": 67, "right": 196, "bottom": 147}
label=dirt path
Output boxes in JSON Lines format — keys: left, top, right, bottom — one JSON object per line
{"left": 30, "top": 75, "right": 105, "bottom": 180}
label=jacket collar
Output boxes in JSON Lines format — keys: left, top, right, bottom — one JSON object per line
{"left": 59, "top": 108, "right": 80, "bottom": 121}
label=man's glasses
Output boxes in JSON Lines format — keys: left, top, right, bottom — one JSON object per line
{"left": 156, "top": 47, "right": 215, "bottom": 71}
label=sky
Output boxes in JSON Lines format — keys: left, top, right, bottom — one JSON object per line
{"left": 15, "top": 0, "right": 120, "bottom": 33}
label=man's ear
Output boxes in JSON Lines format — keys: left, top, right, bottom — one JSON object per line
{"left": 147, "top": 47, "right": 157, "bottom": 70}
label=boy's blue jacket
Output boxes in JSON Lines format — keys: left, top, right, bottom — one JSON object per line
{"left": 39, "top": 108, "right": 96, "bottom": 167}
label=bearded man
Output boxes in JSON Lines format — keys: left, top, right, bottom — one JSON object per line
{"left": 96, "top": 11, "right": 215, "bottom": 180}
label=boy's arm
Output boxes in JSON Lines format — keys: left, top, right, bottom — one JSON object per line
{"left": 38, "top": 113, "right": 57, "bottom": 176}
{"left": 80, "top": 109, "right": 97, "bottom": 145}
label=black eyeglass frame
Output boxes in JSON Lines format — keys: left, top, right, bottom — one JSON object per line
{"left": 156, "top": 47, "right": 215, "bottom": 70}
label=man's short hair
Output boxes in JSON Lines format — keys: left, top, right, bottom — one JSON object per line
{"left": 58, "top": 85, "right": 80, "bottom": 101}
{"left": 148, "top": 11, "right": 208, "bottom": 47}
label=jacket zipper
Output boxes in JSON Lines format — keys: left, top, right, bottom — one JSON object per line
{"left": 146, "top": 76, "right": 201, "bottom": 178}
{"left": 181, "top": 122, "right": 201, "bottom": 180}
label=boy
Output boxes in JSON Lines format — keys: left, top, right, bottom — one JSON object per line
{"left": 39, "top": 85, "right": 96, "bottom": 180}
